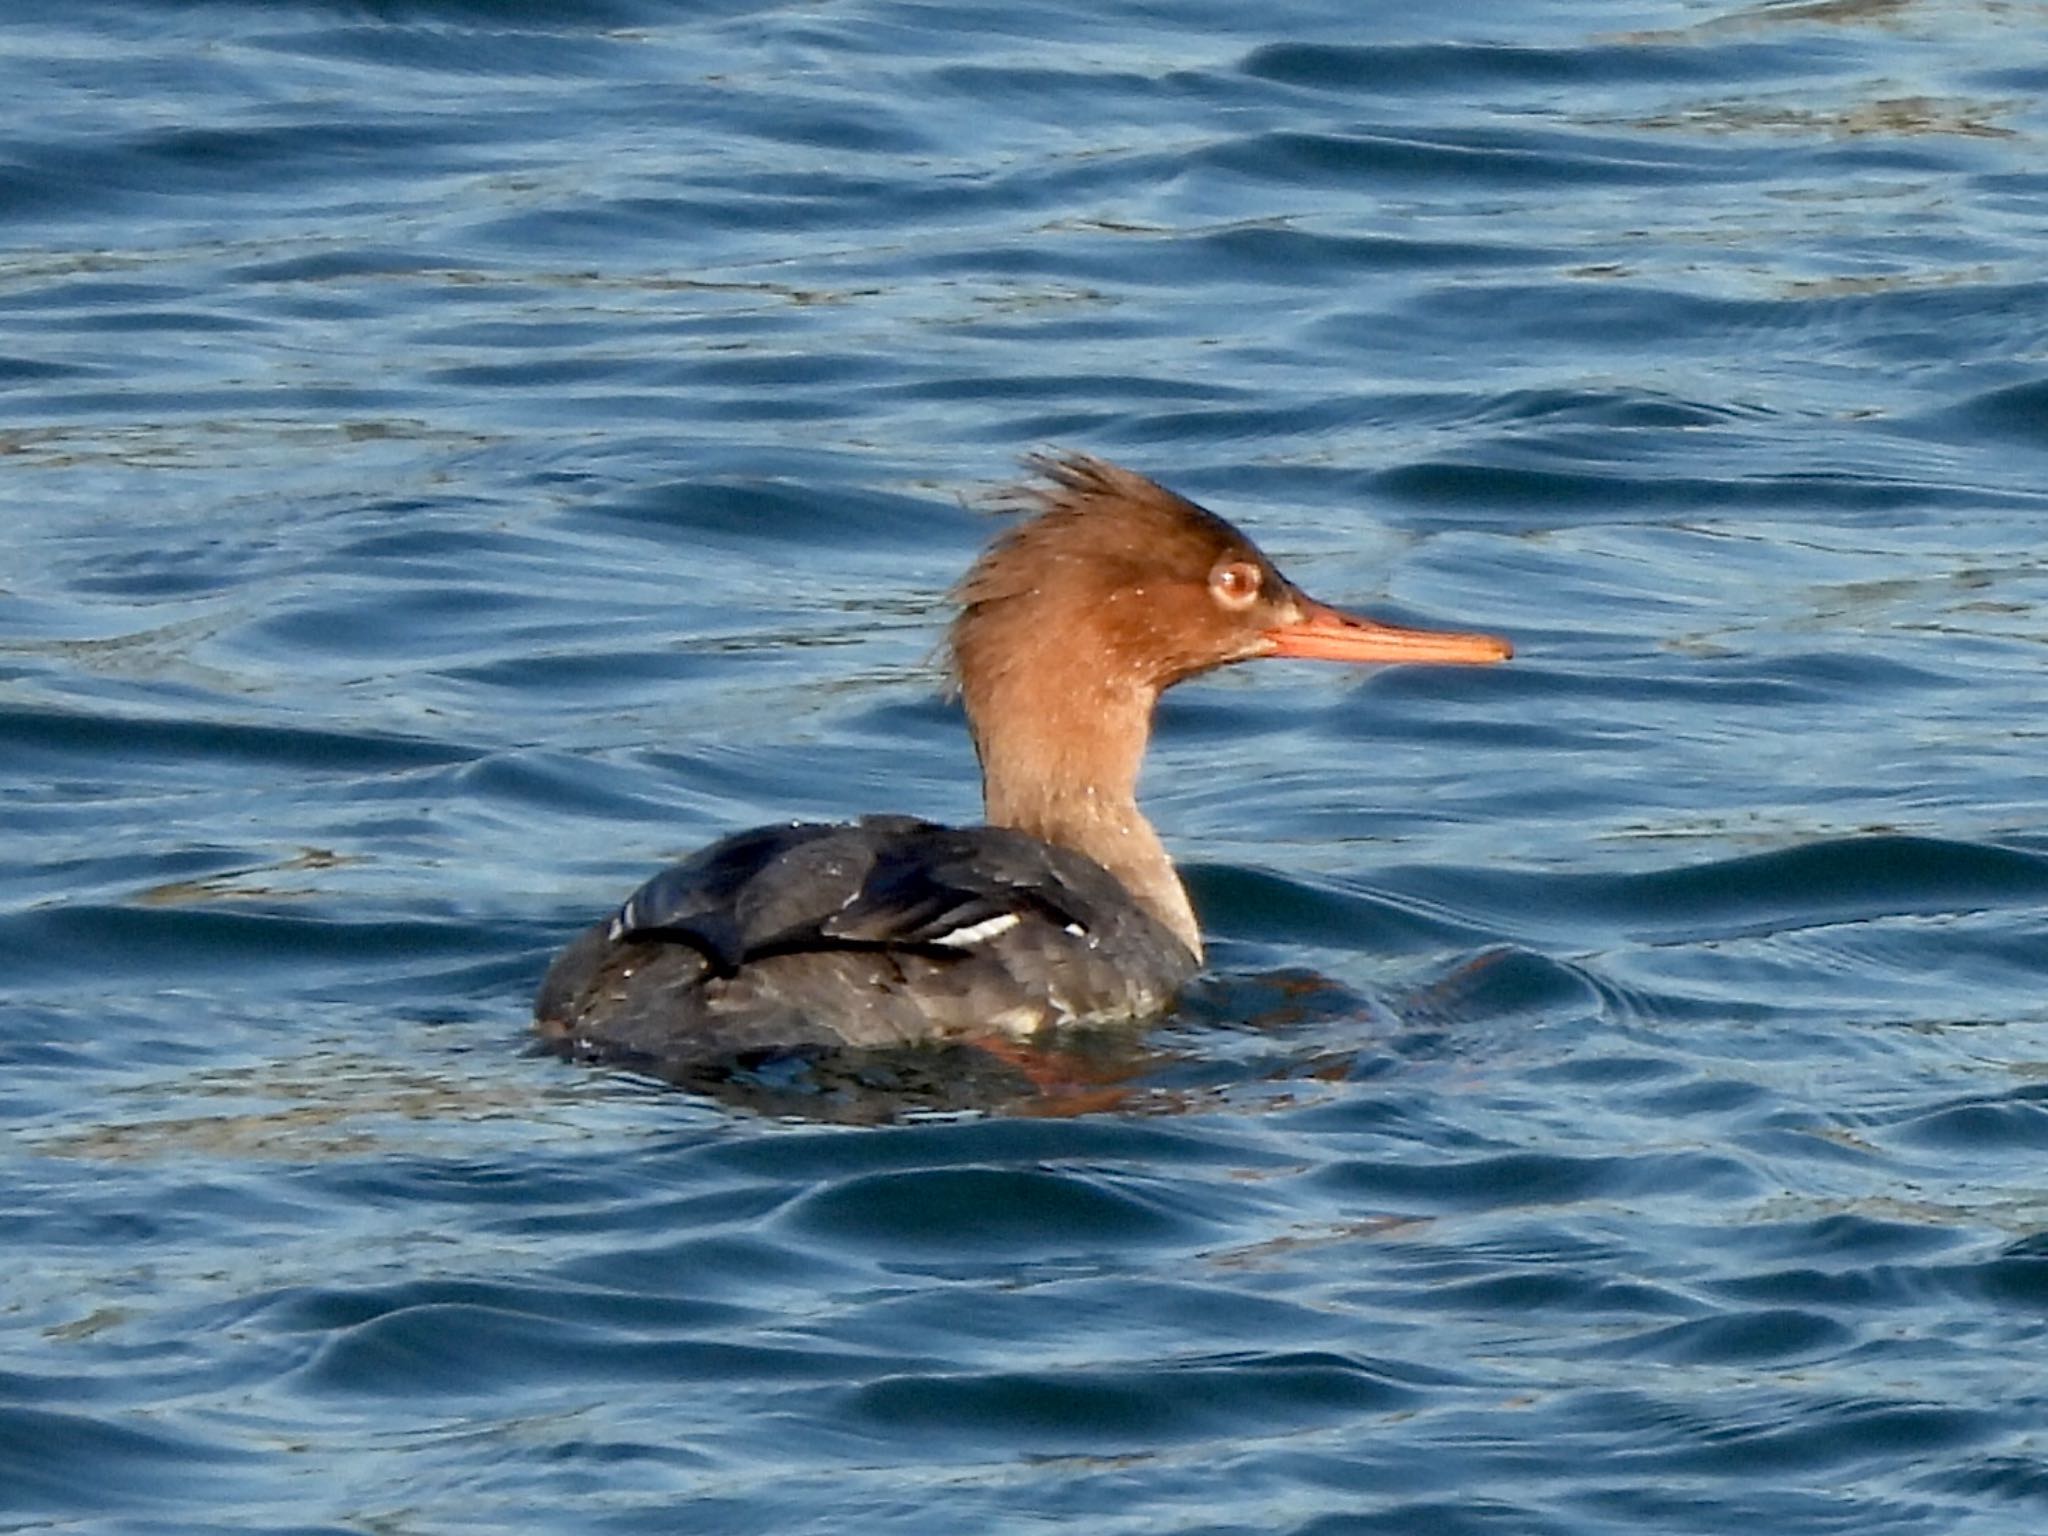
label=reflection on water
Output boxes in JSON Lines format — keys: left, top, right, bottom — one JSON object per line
{"left": 1627, "top": 94, "right": 2019, "bottom": 139}
{"left": 35, "top": 1053, "right": 545, "bottom": 1162}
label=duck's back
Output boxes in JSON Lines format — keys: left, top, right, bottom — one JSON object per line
{"left": 535, "top": 815, "right": 1197, "bottom": 1069}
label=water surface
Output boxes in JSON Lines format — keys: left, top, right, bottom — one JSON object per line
{"left": 4, "top": 1, "right": 2046, "bottom": 1532}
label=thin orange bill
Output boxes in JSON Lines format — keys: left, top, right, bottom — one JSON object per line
{"left": 1262, "top": 598, "right": 1512, "bottom": 665}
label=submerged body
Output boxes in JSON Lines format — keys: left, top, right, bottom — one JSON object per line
{"left": 536, "top": 816, "right": 1196, "bottom": 1058}
{"left": 537, "top": 455, "right": 1510, "bottom": 1071}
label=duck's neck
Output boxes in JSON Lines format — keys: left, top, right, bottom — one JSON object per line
{"left": 965, "top": 674, "right": 1202, "bottom": 962}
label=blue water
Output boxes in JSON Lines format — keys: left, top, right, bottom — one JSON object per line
{"left": 4, "top": 0, "right": 2046, "bottom": 1529}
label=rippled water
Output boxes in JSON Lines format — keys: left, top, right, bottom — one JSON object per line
{"left": 5, "top": 1, "right": 2047, "bottom": 1531}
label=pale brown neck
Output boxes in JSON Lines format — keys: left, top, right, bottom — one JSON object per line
{"left": 965, "top": 673, "right": 1202, "bottom": 961}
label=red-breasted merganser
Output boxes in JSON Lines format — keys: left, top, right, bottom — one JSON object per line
{"left": 537, "top": 454, "right": 1511, "bottom": 1069}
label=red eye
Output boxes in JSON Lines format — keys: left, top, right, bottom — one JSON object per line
{"left": 1211, "top": 560, "right": 1262, "bottom": 609}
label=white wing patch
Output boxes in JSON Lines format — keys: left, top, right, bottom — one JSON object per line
{"left": 931, "top": 911, "right": 1023, "bottom": 948}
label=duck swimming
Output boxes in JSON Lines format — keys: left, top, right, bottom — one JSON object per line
{"left": 536, "top": 454, "right": 1510, "bottom": 1069}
